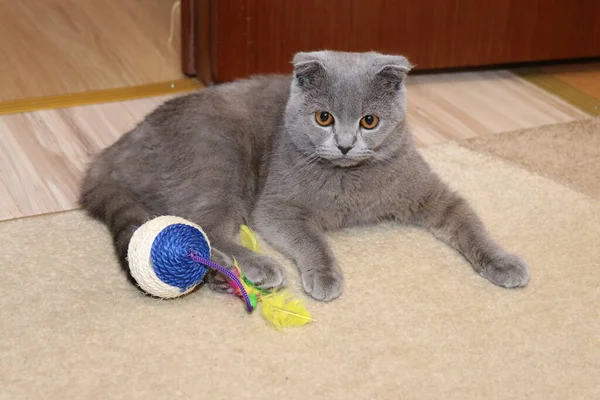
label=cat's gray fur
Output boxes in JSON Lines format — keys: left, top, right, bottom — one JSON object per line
{"left": 80, "top": 51, "right": 529, "bottom": 301}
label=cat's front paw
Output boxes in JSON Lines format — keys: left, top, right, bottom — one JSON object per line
{"left": 480, "top": 253, "right": 530, "bottom": 288}
{"left": 301, "top": 267, "right": 344, "bottom": 301}
{"left": 239, "top": 254, "right": 287, "bottom": 289}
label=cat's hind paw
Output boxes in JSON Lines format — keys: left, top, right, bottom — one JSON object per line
{"left": 206, "top": 249, "right": 236, "bottom": 293}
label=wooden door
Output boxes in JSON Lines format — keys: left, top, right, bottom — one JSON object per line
{"left": 182, "top": 0, "right": 600, "bottom": 84}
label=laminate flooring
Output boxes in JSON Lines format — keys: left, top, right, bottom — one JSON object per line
{"left": 407, "top": 70, "right": 588, "bottom": 145}
{"left": 0, "top": 0, "right": 183, "bottom": 102}
{"left": 541, "top": 62, "right": 600, "bottom": 104}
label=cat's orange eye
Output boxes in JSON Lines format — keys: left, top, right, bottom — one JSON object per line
{"left": 315, "top": 111, "right": 334, "bottom": 127}
{"left": 360, "top": 115, "right": 379, "bottom": 129}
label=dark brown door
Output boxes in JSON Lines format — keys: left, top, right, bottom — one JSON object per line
{"left": 183, "top": 0, "right": 600, "bottom": 84}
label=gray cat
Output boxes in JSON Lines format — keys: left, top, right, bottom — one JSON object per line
{"left": 80, "top": 51, "right": 529, "bottom": 301}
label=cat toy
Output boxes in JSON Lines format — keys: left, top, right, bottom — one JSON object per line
{"left": 127, "top": 216, "right": 313, "bottom": 330}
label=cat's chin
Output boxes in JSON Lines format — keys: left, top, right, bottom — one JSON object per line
{"left": 327, "top": 157, "right": 369, "bottom": 168}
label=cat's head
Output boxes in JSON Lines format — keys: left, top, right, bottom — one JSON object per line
{"left": 284, "top": 51, "right": 412, "bottom": 167}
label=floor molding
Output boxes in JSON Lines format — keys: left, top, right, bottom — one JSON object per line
{"left": 514, "top": 68, "right": 600, "bottom": 116}
{"left": 0, "top": 79, "right": 203, "bottom": 116}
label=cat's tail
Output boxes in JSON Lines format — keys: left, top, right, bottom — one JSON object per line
{"left": 79, "top": 160, "right": 152, "bottom": 286}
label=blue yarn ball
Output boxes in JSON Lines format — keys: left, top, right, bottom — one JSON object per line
{"left": 150, "top": 223, "right": 211, "bottom": 292}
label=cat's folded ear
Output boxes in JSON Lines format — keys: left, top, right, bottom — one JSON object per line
{"left": 374, "top": 55, "right": 413, "bottom": 91}
{"left": 292, "top": 52, "right": 327, "bottom": 89}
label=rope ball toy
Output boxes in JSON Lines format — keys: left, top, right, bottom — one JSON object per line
{"left": 127, "top": 216, "right": 313, "bottom": 330}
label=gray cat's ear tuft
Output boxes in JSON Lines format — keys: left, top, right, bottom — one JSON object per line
{"left": 375, "top": 56, "right": 413, "bottom": 90}
{"left": 292, "top": 52, "right": 327, "bottom": 89}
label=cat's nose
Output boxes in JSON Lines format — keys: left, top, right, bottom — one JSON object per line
{"left": 337, "top": 145, "right": 353, "bottom": 155}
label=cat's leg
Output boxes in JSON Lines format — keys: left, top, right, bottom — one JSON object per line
{"left": 252, "top": 205, "right": 343, "bottom": 301}
{"left": 402, "top": 179, "right": 529, "bottom": 288}
{"left": 178, "top": 197, "right": 286, "bottom": 291}
{"left": 207, "top": 235, "right": 287, "bottom": 290}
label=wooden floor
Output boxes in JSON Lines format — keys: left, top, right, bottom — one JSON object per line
{"left": 541, "top": 62, "right": 600, "bottom": 103}
{"left": 0, "top": 0, "right": 183, "bottom": 102}
{"left": 406, "top": 70, "right": 588, "bottom": 145}
{"left": 0, "top": 95, "right": 175, "bottom": 220}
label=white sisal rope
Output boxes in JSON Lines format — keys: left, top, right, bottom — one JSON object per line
{"left": 127, "top": 216, "right": 210, "bottom": 298}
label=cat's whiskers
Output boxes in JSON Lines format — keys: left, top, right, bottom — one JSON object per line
{"left": 372, "top": 150, "right": 397, "bottom": 165}
{"left": 293, "top": 153, "right": 321, "bottom": 180}
{"left": 280, "top": 152, "right": 320, "bottom": 183}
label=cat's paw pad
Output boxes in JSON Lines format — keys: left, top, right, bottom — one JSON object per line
{"left": 206, "top": 271, "right": 233, "bottom": 293}
{"left": 240, "top": 254, "right": 287, "bottom": 289}
{"left": 301, "top": 267, "right": 344, "bottom": 301}
{"left": 480, "top": 253, "right": 530, "bottom": 288}
{"left": 206, "top": 250, "right": 235, "bottom": 293}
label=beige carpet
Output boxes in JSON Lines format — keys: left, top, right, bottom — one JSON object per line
{"left": 462, "top": 118, "right": 600, "bottom": 199}
{"left": 2, "top": 129, "right": 600, "bottom": 399}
